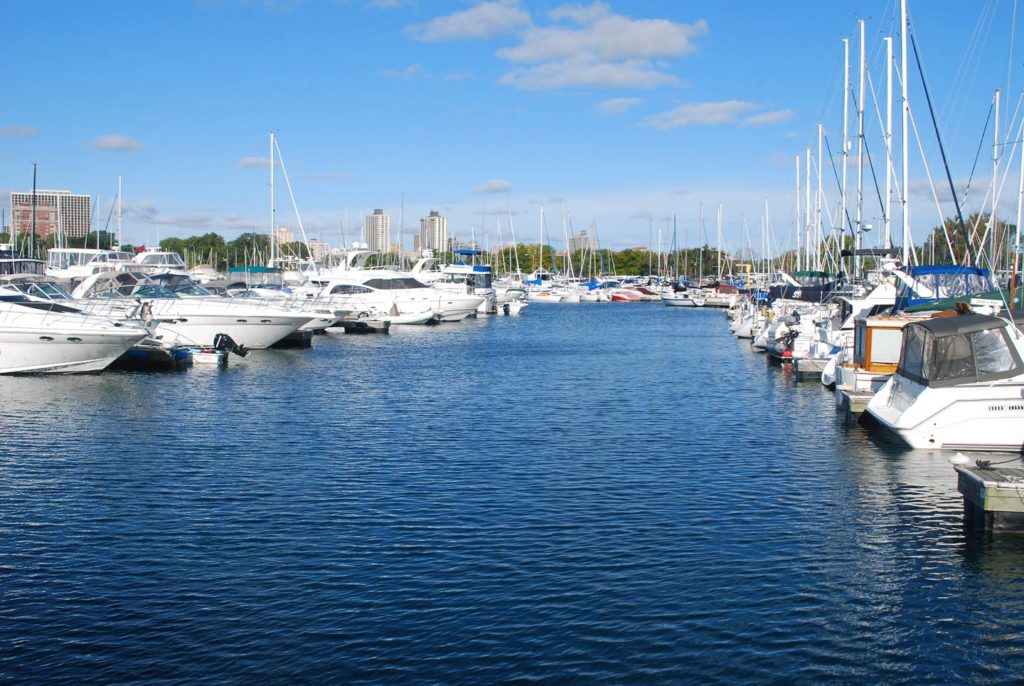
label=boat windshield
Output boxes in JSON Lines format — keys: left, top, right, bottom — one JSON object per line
{"left": 364, "top": 277, "right": 428, "bottom": 290}
{"left": 173, "top": 283, "right": 215, "bottom": 296}
{"left": 10, "top": 280, "right": 74, "bottom": 300}
{"left": 90, "top": 284, "right": 178, "bottom": 299}
{"left": 897, "top": 319, "right": 1023, "bottom": 387}
{"left": 138, "top": 252, "right": 186, "bottom": 268}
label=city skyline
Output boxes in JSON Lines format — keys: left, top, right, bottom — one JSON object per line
{"left": 1, "top": 1, "right": 1020, "bottom": 259}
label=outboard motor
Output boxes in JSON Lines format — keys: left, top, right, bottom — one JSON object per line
{"left": 212, "top": 333, "right": 248, "bottom": 357}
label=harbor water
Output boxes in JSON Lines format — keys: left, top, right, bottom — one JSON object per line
{"left": 2, "top": 305, "right": 1023, "bottom": 684}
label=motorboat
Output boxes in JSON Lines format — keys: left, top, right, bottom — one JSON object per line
{"left": 314, "top": 270, "right": 484, "bottom": 323}
{"left": 45, "top": 248, "right": 136, "bottom": 282}
{"left": 0, "top": 294, "right": 148, "bottom": 373}
{"left": 132, "top": 248, "right": 190, "bottom": 277}
{"left": 865, "top": 310, "right": 1024, "bottom": 452}
{"left": 410, "top": 251, "right": 498, "bottom": 314}
{"left": 71, "top": 271, "right": 315, "bottom": 349}
{"left": 664, "top": 291, "right": 706, "bottom": 307}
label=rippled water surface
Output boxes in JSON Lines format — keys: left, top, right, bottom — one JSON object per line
{"left": 2, "top": 304, "right": 1024, "bottom": 684}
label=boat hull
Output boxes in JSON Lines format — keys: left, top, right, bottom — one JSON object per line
{"left": 0, "top": 326, "right": 148, "bottom": 373}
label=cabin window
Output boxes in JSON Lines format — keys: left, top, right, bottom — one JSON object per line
{"left": 898, "top": 326, "right": 929, "bottom": 383}
{"left": 870, "top": 329, "right": 902, "bottom": 365}
{"left": 364, "top": 277, "right": 427, "bottom": 290}
{"left": 931, "top": 334, "right": 976, "bottom": 382}
{"left": 973, "top": 328, "right": 1018, "bottom": 376}
{"left": 330, "top": 284, "right": 372, "bottom": 295}
{"left": 938, "top": 274, "right": 968, "bottom": 299}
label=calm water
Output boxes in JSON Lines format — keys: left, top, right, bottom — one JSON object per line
{"left": 2, "top": 304, "right": 1023, "bottom": 684}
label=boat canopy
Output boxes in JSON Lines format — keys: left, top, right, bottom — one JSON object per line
{"left": 0, "top": 258, "right": 45, "bottom": 276}
{"left": 894, "top": 265, "right": 993, "bottom": 312}
{"left": 895, "top": 313, "right": 1023, "bottom": 388}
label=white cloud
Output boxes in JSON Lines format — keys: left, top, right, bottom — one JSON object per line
{"left": 406, "top": 1, "right": 530, "bottom": 42}
{"left": 475, "top": 178, "right": 512, "bottom": 194}
{"left": 127, "top": 201, "right": 216, "bottom": 229}
{"left": 494, "top": 6, "right": 707, "bottom": 90}
{"left": 499, "top": 16, "right": 707, "bottom": 64}
{"left": 0, "top": 125, "right": 38, "bottom": 138}
{"left": 548, "top": 2, "right": 613, "bottom": 24}
{"left": 381, "top": 64, "right": 422, "bottom": 80}
{"left": 644, "top": 101, "right": 758, "bottom": 129}
{"left": 238, "top": 156, "right": 271, "bottom": 168}
{"left": 594, "top": 97, "right": 642, "bottom": 115}
{"left": 500, "top": 58, "right": 677, "bottom": 90}
{"left": 743, "top": 109, "right": 794, "bottom": 126}
{"left": 92, "top": 134, "right": 143, "bottom": 151}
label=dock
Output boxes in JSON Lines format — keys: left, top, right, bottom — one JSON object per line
{"left": 955, "top": 465, "right": 1024, "bottom": 530}
{"left": 792, "top": 356, "right": 828, "bottom": 381}
{"left": 271, "top": 329, "right": 315, "bottom": 349}
{"left": 338, "top": 318, "right": 391, "bottom": 334}
{"left": 835, "top": 385, "right": 873, "bottom": 415}
{"left": 110, "top": 342, "right": 192, "bottom": 372}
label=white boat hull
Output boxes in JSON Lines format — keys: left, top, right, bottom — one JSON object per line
{"left": 867, "top": 375, "right": 1024, "bottom": 452}
{"left": 0, "top": 324, "right": 147, "bottom": 373}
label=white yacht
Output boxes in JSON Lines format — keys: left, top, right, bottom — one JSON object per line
{"left": 71, "top": 271, "right": 314, "bottom": 349}
{"left": 45, "top": 248, "right": 136, "bottom": 282}
{"left": 0, "top": 294, "right": 148, "bottom": 373}
{"left": 314, "top": 270, "right": 485, "bottom": 323}
{"left": 132, "top": 248, "right": 190, "bottom": 277}
{"left": 865, "top": 311, "right": 1024, "bottom": 452}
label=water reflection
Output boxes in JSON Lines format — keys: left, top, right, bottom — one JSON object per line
{"left": 2, "top": 305, "right": 1024, "bottom": 683}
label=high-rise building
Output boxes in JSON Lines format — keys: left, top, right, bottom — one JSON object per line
{"left": 568, "top": 230, "right": 599, "bottom": 254}
{"left": 363, "top": 209, "right": 392, "bottom": 253}
{"left": 8, "top": 190, "right": 92, "bottom": 241}
{"left": 306, "top": 239, "right": 330, "bottom": 262}
{"left": 275, "top": 227, "right": 295, "bottom": 245}
{"left": 419, "top": 210, "right": 447, "bottom": 252}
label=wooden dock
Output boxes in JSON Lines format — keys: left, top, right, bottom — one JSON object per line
{"left": 792, "top": 356, "right": 829, "bottom": 381}
{"left": 955, "top": 465, "right": 1024, "bottom": 530}
{"left": 835, "top": 385, "right": 873, "bottom": 416}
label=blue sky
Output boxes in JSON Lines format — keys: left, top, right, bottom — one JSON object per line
{"left": 1, "top": 0, "right": 1020, "bottom": 255}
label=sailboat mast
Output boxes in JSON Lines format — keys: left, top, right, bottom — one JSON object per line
{"left": 716, "top": 202, "right": 723, "bottom": 282}
{"left": 901, "top": 0, "right": 910, "bottom": 265}
{"left": 117, "top": 175, "right": 122, "bottom": 248}
{"left": 884, "top": 36, "right": 893, "bottom": 251}
{"left": 539, "top": 206, "right": 544, "bottom": 274}
{"left": 817, "top": 122, "right": 823, "bottom": 270}
{"left": 805, "top": 147, "right": 812, "bottom": 270}
{"left": 30, "top": 163, "right": 37, "bottom": 259}
{"left": 269, "top": 132, "right": 276, "bottom": 266}
{"left": 841, "top": 37, "right": 850, "bottom": 276}
{"left": 990, "top": 89, "right": 1000, "bottom": 268}
{"left": 1013, "top": 115, "right": 1024, "bottom": 308}
{"left": 795, "top": 155, "right": 801, "bottom": 271}
{"left": 855, "top": 19, "right": 866, "bottom": 279}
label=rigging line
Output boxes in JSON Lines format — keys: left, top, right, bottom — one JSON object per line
{"left": 905, "top": 100, "right": 957, "bottom": 263}
{"left": 823, "top": 134, "right": 853, "bottom": 233}
{"left": 974, "top": 116, "right": 1024, "bottom": 267}
{"left": 856, "top": 72, "right": 890, "bottom": 232}
{"left": 909, "top": 21, "right": 976, "bottom": 265}
{"left": 1006, "top": 0, "right": 1020, "bottom": 126}
{"left": 959, "top": 100, "right": 994, "bottom": 210}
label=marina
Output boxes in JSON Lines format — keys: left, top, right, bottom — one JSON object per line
{"left": 5, "top": 0, "right": 1024, "bottom": 682}
{"left": 2, "top": 304, "right": 1024, "bottom": 683}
